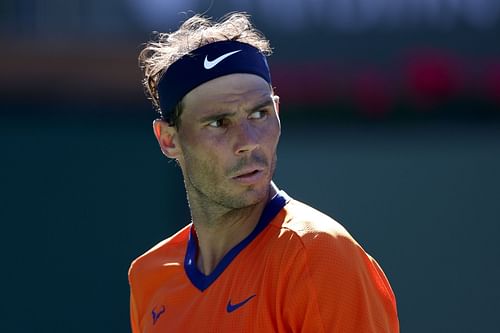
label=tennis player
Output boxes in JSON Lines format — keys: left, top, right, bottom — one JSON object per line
{"left": 129, "top": 12, "right": 399, "bottom": 332}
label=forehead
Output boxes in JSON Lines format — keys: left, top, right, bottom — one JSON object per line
{"left": 182, "top": 74, "right": 272, "bottom": 115}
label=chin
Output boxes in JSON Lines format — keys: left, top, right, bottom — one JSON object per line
{"left": 235, "top": 183, "right": 270, "bottom": 207}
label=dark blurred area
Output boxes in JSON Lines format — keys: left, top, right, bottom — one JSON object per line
{"left": 1, "top": 1, "right": 499, "bottom": 332}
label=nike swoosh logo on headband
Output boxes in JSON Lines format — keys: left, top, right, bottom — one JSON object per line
{"left": 204, "top": 50, "right": 242, "bottom": 69}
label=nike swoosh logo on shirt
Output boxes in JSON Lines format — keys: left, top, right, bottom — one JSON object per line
{"left": 204, "top": 50, "right": 242, "bottom": 69}
{"left": 226, "top": 294, "right": 256, "bottom": 313}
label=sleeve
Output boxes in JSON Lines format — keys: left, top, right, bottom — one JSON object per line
{"left": 129, "top": 262, "right": 142, "bottom": 333}
{"left": 281, "top": 231, "right": 399, "bottom": 333}
{"left": 130, "top": 289, "right": 141, "bottom": 333}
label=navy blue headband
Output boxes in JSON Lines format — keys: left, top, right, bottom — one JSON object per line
{"left": 157, "top": 40, "right": 272, "bottom": 121}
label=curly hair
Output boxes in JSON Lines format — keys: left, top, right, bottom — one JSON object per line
{"left": 139, "top": 12, "right": 272, "bottom": 127}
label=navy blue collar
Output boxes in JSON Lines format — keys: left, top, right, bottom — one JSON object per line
{"left": 184, "top": 190, "right": 290, "bottom": 292}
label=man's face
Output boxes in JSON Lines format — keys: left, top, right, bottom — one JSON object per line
{"left": 175, "top": 73, "right": 280, "bottom": 209}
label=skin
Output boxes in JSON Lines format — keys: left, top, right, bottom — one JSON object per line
{"left": 154, "top": 73, "right": 281, "bottom": 275}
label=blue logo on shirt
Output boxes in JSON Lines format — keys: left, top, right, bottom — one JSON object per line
{"left": 152, "top": 305, "right": 165, "bottom": 325}
{"left": 226, "top": 294, "right": 256, "bottom": 313}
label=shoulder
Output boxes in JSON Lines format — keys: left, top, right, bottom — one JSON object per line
{"left": 276, "top": 199, "right": 384, "bottom": 282}
{"left": 273, "top": 199, "right": 399, "bottom": 332}
{"left": 268, "top": 198, "right": 372, "bottom": 291}
{"left": 277, "top": 198, "right": 358, "bottom": 253}
{"left": 275, "top": 198, "right": 396, "bottom": 307}
{"left": 128, "top": 224, "right": 191, "bottom": 283}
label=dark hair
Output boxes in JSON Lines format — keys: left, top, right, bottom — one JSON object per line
{"left": 138, "top": 12, "right": 272, "bottom": 127}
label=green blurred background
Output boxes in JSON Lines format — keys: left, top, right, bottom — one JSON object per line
{"left": 1, "top": 1, "right": 500, "bottom": 332}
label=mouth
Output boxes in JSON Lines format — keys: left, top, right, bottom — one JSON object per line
{"left": 235, "top": 169, "right": 260, "bottom": 177}
{"left": 231, "top": 168, "right": 265, "bottom": 184}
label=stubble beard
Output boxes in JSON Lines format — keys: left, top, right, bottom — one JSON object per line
{"left": 183, "top": 152, "right": 277, "bottom": 212}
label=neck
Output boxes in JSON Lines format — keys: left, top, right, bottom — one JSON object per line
{"left": 187, "top": 182, "right": 278, "bottom": 275}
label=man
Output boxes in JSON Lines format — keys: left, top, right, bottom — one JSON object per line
{"left": 129, "top": 13, "right": 399, "bottom": 332}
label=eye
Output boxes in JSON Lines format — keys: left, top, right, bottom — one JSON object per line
{"left": 208, "top": 118, "right": 227, "bottom": 128}
{"left": 249, "top": 110, "right": 268, "bottom": 120}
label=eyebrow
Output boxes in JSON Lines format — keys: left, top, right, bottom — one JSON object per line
{"left": 249, "top": 98, "right": 274, "bottom": 114}
{"left": 198, "top": 97, "right": 274, "bottom": 123}
{"left": 198, "top": 111, "right": 237, "bottom": 123}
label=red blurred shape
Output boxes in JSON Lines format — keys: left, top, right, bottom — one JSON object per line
{"left": 272, "top": 62, "right": 336, "bottom": 105}
{"left": 405, "top": 51, "right": 463, "bottom": 109}
{"left": 351, "top": 69, "right": 392, "bottom": 117}
{"left": 484, "top": 62, "right": 500, "bottom": 105}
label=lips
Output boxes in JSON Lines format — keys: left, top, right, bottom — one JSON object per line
{"left": 233, "top": 168, "right": 263, "bottom": 178}
{"left": 231, "top": 168, "right": 266, "bottom": 184}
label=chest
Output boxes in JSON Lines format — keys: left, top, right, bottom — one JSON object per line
{"left": 139, "top": 250, "right": 289, "bottom": 332}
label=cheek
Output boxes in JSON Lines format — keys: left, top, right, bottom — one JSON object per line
{"left": 262, "top": 120, "right": 281, "bottom": 148}
{"left": 182, "top": 138, "right": 229, "bottom": 173}
{"left": 178, "top": 128, "right": 230, "bottom": 176}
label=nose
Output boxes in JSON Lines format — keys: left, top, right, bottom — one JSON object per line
{"left": 233, "top": 121, "right": 259, "bottom": 155}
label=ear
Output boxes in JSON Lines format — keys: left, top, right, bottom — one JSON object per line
{"left": 153, "top": 119, "right": 182, "bottom": 159}
{"left": 272, "top": 94, "right": 280, "bottom": 114}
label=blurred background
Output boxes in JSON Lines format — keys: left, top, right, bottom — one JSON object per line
{"left": 1, "top": 0, "right": 499, "bottom": 332}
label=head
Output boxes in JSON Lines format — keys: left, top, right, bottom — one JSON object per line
{"left": 139, "top": 12, "right": 272, "bottom": 127}
{"left": 140, "top": 13, "right": 281, "bottom": 209}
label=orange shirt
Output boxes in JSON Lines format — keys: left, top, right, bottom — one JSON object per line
{"left": 128, "top": 191, "right": 399, "bottom": 332}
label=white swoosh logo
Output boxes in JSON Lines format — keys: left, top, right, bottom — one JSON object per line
{"left": 204, "top": 50, "right": 242, "bottom": 69}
